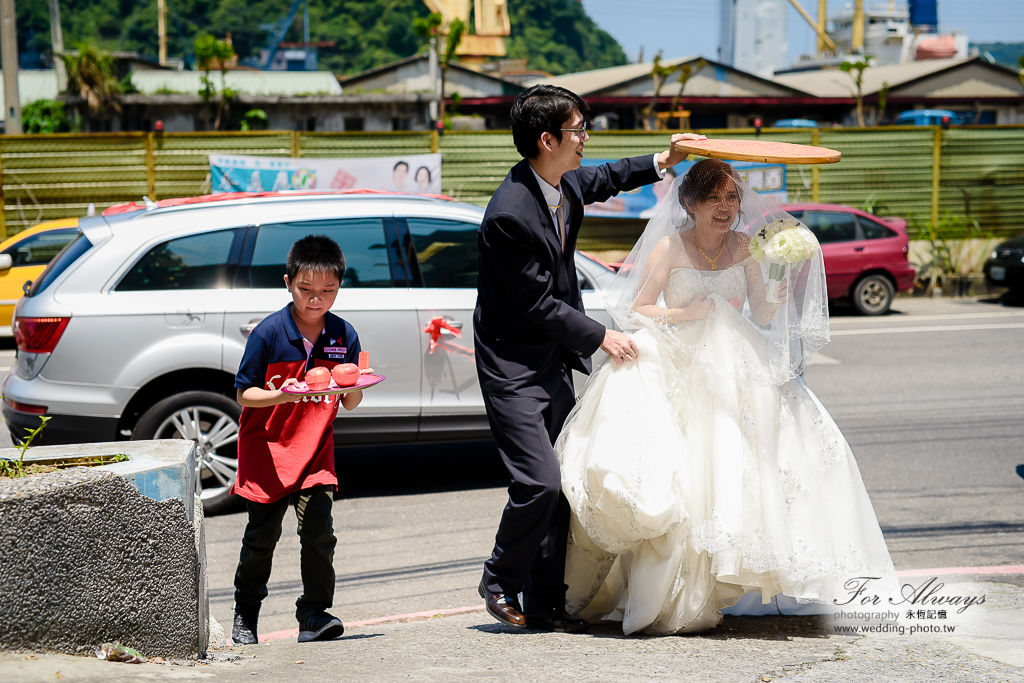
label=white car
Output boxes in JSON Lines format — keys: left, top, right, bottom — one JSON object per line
{"left": 4, "top": 192, "right": 616, "bottom": 512}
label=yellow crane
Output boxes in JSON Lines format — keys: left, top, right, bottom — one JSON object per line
{"left": 422, "top": 0, "right": 511, "bottom": 60}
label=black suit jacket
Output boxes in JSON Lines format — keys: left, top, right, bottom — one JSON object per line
{"left": 474, "top": 155, "right": 662, "bottom": 399}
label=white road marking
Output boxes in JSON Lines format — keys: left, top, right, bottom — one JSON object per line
{"left": 806, "top": 353, "right": 841, "bottom": 365}
{"left": 831, "top": 322, "right": 1024, "bottom": 336}
{"left": 831, "top": 310, "right": 1024, "bottom": 324}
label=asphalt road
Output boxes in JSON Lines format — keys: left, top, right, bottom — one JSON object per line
{"left": 174, "top": 295, "right": 1024, "bottom": 635}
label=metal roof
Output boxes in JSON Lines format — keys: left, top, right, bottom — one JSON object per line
{"left": 130, "top": 70, "right": 343, "bottom": 96}
{"left": 528, "top": 56, "right": 809, "bottom": 98}
{"left": 772, "top": 57, "right": 1021, "bottom": 99}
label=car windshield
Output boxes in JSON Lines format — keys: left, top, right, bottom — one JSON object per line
{"left": 4, "top": 228, "right": 81, "bottom": 267}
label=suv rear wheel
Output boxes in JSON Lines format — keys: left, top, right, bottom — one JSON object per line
{"left": 132, "top": 391, "right": 241, "bottom": 514}
{"left": 852, "top": 274, "right": 894, "bottom": 316}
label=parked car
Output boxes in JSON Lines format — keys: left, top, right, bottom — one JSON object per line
{"left": 983, "top": 234, "right": 1024, "bottom": 295}
{"left": 773, "top": 119, "right": 818, "bottom": 128}
{"left": 894, "top": 109, "right": 972, "bottom": 126}
{"left": 783, "top": 204, "right": 916, "bottom": 315}
{"left": 3, "top": 191, "right": 617, "bottom": 512}
{"left": 0, "top": 218, "right": 81, "bottom": 334}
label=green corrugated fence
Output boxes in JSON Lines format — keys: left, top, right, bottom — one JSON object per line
{"left": 2, "top": 126, "right": 1023, "bottom": 240}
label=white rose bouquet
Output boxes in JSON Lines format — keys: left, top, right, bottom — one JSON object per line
{"left": 749, "top": 219, "right": 820, "bottom": 303}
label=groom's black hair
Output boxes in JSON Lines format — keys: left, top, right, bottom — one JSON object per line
{"left": 510, "top": 85, "right": 589, "bottom": 159}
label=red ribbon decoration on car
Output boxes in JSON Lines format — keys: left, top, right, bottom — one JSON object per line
{"left": 423, "top": 316, "right": 474, "bottom": 357}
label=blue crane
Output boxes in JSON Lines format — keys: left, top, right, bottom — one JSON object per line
{"left": 254, "top": 0, "right": 306, "bottom": 70}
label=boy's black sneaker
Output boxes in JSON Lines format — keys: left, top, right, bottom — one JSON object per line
{"left": 298, "top": 612, "right": 345, "bottom": 643}
{"left": 232, "top": 606, "right": 260, "bottom": 645}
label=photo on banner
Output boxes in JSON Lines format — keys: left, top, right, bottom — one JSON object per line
{"left": 581, "top": 158, "right": 788, "bottom": 218}
{"left": 209, "top": 153, "right": 443, "bottom": 195}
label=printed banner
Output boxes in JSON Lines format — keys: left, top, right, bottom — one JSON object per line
{"left": 209, "top": 153, "right": 443, "bottom": 195}
{"left": 582, "top": 158, "right": 788, "bottom": 218}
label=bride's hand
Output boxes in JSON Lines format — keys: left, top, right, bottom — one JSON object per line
{"left": 670, "top": 294, "right": 714, "bottom": 322}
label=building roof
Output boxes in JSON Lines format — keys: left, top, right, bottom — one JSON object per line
{"left": 0, "top": 70, "right": 60, "bottom": 119}
{"left": 130, "top": 70, "right": 343, "bottom": 96}
{"left": 529, "top": 56, "right": 810, "bottom": 99}
{"left": 773, "top": 57, "right": 1023, "bottom": 99}
{"left": 338, "top": 54, "right": 523, "bottom": 97}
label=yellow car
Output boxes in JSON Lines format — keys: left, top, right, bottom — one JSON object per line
{"left": 0, "top": 218, "right": 81, "bottom": 334}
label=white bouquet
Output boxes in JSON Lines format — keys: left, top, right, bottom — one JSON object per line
{"left": 749, "top": 219, "right": 820, "bottom": 303}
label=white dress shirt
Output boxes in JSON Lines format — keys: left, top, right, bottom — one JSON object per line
{"left": 529, "top": 154, "right": 668, "bottom": 245}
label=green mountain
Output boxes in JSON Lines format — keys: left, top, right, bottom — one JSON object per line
{"left": 970, "top": 42, "right": 1024, "bottom": 69}
{"left": 18, "top": 0, "right": 626, "bottom": 76}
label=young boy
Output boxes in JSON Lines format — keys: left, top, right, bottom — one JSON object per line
{"left": 231, "top": 234, "right": 365, "bottom": 645}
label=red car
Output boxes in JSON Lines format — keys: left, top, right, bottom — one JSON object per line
{"left": 783, "top": 204, "right": 916, "bottom": 315}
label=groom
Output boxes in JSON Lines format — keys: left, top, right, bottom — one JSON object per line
{"left": 474, "top": 84, "right": 700, "bottom": 632}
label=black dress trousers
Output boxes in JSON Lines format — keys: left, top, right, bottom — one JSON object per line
{"left": 481, "top": 375, "right": 575, "bottom": 614}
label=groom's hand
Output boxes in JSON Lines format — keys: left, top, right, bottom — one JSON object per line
{"left": 601, "top": 329, "right": 639, "bottom": 365}
{"left": 659, "top": 133, "right": 708, "bottom": 168}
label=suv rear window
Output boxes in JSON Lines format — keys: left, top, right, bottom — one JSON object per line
{"left": 117, "top": 230, "right": 236, "bottom": 291}
{"left": 246, "top": 218, "right": 391, "bottom": 288}
{"left": 26, "top": 232, "right": 94, "bottom": 297}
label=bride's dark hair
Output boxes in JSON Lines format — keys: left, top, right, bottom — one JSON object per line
{"left": 678, "top": 159, "right": 743, "bottom": 208}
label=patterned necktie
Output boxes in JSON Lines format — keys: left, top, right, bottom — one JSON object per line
{"left": 555, "top": 200, "right": 567, "bottom": 253}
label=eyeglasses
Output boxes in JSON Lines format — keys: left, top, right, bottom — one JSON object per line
{"left": 560, "top": 122, "right": 589, "bottom": 137}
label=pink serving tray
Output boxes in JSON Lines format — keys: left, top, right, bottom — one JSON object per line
{"left": 280, "top": 373, "right": 386, "bottom": 396}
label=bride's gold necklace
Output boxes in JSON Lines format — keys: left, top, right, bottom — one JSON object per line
{"left": 694, "top": 235, "right": 727, "bottom": 270}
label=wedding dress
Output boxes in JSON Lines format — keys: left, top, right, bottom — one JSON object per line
{"left": 556, "top": 161, "right": 897, "bottom": 635}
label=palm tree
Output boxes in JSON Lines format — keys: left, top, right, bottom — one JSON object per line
{"left": 840, "top": 56, "right": 872, "bottom": 127}
{"left": 414, "top": 12, "right": 464, "bottom": 127}
{"left": 61, "top": 44, "right": 122, "bottom": 129}
{"left": 642, "top": 52, "right": 677, "bottom": 125}
{"left": 670, "top": 58, "right": 707, "bottom": 119}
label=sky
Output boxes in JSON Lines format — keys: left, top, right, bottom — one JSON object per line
{"left": 580, "top": 0, "right": 1024, "bottom": 69}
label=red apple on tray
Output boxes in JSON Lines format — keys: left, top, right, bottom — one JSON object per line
{"left": 332, "top": 363, "right": 360, "bottom": 387}
{"left": 304, "top": 366, "right": 332, "bottom": 392}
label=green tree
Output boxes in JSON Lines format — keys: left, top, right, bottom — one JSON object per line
{"left": 239, "top": 108, "right": 268, "bottom": 131}
{"left": 195, "top": 34, "right": 236, "bottom": 130}
{"left": 18, "top": 0, "right": 626, "bottom": 78}
{"left": 505, "top": 0, "right": 627, "bottom": 75}
{"left": 840, "top": 56, "right": 872, "bottom": 127}
{"left": 670, "top": 58, "right": 706, "bottom": 115}
{"left": 61, "top": 43, "right": 122, "bottom": 127}
{"left": 22, "top": 100, "right": 79, "bottom": 134}
{"left": 642, "top": 52, "right": 676, "bottom": 119}
{"left": 877, "top": 80, "right": 889, "bottom": 124}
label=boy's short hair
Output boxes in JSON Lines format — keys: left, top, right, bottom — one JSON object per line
{"left": 286, "top": 234, "right": 345, "bottom": 284}
{"left": 510, "top": 85, "right": 589, "bottom": 159}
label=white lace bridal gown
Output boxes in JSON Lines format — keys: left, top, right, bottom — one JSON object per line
{"left": 556, "top": 263, "right": 898, "bottom": 635}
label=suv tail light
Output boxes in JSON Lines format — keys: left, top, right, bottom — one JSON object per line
{"left": 14, "top": 317, "right": 71, "bottom": 354}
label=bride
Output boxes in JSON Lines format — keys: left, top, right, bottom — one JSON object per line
{"left": 556, "top": 159, "right": 897, "bottom": 635}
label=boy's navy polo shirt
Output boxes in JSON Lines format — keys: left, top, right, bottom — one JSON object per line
{"left": 233, "top": 303, "right": 361, "bottom": 503}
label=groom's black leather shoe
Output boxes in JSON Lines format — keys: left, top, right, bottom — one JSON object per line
{"left": 524, "top": 609, "right": 590, "bottom": 634}
{"left": 478, "top": 581, "right": 527, "bottom": 629}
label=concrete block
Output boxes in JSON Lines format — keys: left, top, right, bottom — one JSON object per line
{"left": 0, "top": 441, "right": 208, "bottom": 658}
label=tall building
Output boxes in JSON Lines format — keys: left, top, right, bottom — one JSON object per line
{"left": 720, "top": 0, "right": 789, "bottom": 79}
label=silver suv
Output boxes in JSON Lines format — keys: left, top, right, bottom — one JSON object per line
{"left": 3, "top": 193, "right": 616, "bottom": 512}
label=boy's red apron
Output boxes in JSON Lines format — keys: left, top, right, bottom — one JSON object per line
{"left": 232, "top": 358, "right": 342, "bottom": 503}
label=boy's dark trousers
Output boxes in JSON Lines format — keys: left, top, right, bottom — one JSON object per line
{"left": 233, "top": 485, "right": 337, "bottom": 623}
